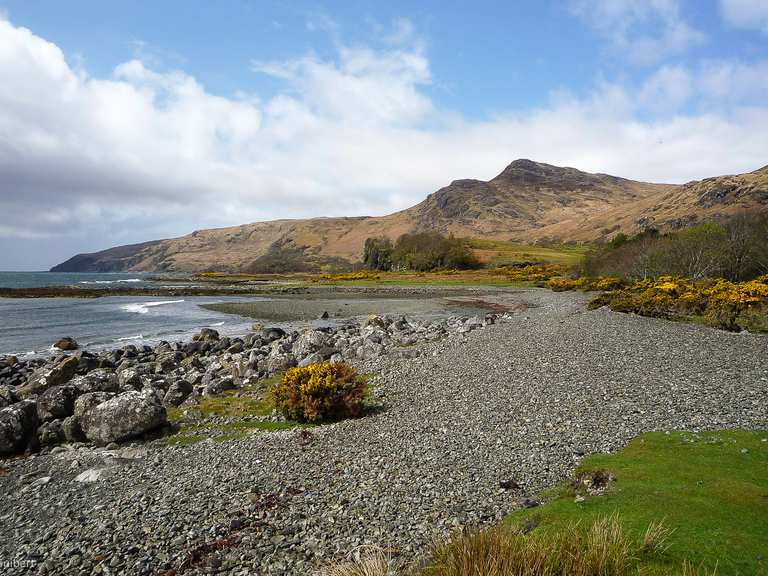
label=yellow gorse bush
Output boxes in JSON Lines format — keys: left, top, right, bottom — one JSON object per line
{"left": 494, "top": 264, "right": 566, "bottom": 282}
{"left": 579, "top": 274, "right": 768, "bottom": 331}
{"left": 273, "top": 362, "right": 366, "bottom": 423}
{"left": 313, "top": 270, "right": 380, "bottom": 282}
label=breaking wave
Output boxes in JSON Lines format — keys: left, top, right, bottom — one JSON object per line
{"left": 120, "top": 300, "right": 185, "bottom": 314}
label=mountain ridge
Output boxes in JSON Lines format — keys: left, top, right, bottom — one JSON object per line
{"left": 51, "top": 160, "right": 768, "bottom": 273}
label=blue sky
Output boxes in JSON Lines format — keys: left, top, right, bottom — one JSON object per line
{"left": 0, "top": 0, "right": 767, "bottom": 269}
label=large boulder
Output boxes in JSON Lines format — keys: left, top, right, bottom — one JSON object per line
{"left": 36, "top": 385, "right": 78, "bottom": 422}
{"left": 163, "top": 380, "right": 192, "bottom": 407}
{"left": 266, "top": 353, "right": 297, "bottom": 374}
{"left": 117, "top": 367, "right": 144, "bottom": 392}
{"left": 77, "top": 390, "right": 167, "bottom": 445}
{"left": 20, "top": 356, "right": 78, "bottom": 395}
{"left": 74, "top": 392, "right": 116, "bottom": 420}
{"left": 0, "top": 400, "right": 39, "bottom": 456}
{"left": 71, "top": 369, "right": 119, "bottom": 394}
{"left": 293, "top": 330, "right": 328, "bottom": 358}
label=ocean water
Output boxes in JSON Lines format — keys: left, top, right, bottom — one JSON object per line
{"left": 0, "top": 271, "right": 265, "bottom": 356}
{"left": 0, "top": 271, "right": 161, "bottom": 289}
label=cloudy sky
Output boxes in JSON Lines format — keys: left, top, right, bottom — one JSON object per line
{"left": 0, "top": 1, "right": 767, "bottom": 270}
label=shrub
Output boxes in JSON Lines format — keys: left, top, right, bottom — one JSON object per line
{"left": 495, "top": 263, "right": 566, "bottom": 282}
{"left": 272, "top": 362, "right": 366, "bottom": 423}
{"left": 314, "top": 270, "right": 380, "bottom": 282}
{"left": 586, "top": 274, "right": 768, "bottom": 332}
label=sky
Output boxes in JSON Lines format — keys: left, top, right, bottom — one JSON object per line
{"left": 0, "top": 1, "right": 767, "bottom": 270}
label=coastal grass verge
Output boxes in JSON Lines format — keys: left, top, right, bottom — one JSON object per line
{"left": 504, "top": 429, "right": 768, "bottom": 575}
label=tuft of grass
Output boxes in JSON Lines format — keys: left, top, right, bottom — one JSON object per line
{"left": 424, "top": 515, "right": 635, "bottom": 576}
{"left": 321, "top": 547, "right": 394, "bottom": 576}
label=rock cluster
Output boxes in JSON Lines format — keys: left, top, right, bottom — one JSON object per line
{"left": 0, "top": 313, "right": 498, "bottom": 457}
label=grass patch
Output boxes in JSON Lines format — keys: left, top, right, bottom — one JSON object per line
{"left": 468, "top": 239, "right": 591, "bottom": 267}
{"left": 506, "top": 430, "right": 768, "bottom": 575}
{"left": 163, "top": 375, "right": 308, "bottom": 446}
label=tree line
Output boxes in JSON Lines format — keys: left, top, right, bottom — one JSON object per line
{"left": 579, "top": 213, "right": 768, "bottom": 281}
{"left": 363, "top": 232, "right": 481, "bottom": 272}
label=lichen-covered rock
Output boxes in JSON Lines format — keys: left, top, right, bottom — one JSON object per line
{"left": 298, "top": 352, "right": 323, "bottom": 368}
{"left": 36, "top": 385, "right": 78, "bottom": 422}
{"left": 163, "top": 380, "right": 192, "bottom": 407}
{"left": 74, "top": 392, "right": 116, "bottom": 420}
{"left": 71, "top": 369, "right": 119, "bottom": 394}
{"left": 293, "top": 330, "right": 328, "bottom": 358}
{"left": 20, "top": 356, "right": 78, "bottom": 395}
{"left": 0, "top": 400, "right": 39, "bottom": 456}
{"left": 37, "top": 419, "right": 65, "bottom": 446}
{"left": 62, "top": 415, "right": 85, "bottom": 443}
{"left": 0, "top": 385, "right": 19, "bottom": 409}
{"left": 266, "top": 353, "right": 297, "bottom": 374}
{"left": 77, "top": 390, "right": 167, "bottom": 445}
{"left": 117, "top": 367, "right": 143, "bottom": 392}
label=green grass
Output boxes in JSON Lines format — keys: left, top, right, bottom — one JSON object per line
{"left": 163, "top": 375, "right": 308, "bottom": 446}
{"left": 506, "top": 430, "right": 768, "bottom": 575}
{"left": 468, "top": 239, "right": 591, "bottom": 267}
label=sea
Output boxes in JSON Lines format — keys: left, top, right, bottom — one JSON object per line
{"left": 0, "top": 272, "right": 262, "bottom": 357}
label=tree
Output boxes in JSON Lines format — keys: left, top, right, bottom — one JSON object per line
{"left": 363, "top": 236, "right": 393, "bottom": 271}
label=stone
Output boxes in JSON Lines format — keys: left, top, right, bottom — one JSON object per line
{"left": 117, "top": 367, "right": 144, "bottom": 391}
{"left": 261, "top": 327, "right": 286, "bottom": 343}
{"left": 0, "top": 385, "right": 19, "bottom": 409}
{"left": 53, "top": 337, "right": 79, "bottom": 351}
{"left": 0, "top": 400, "right": 39, "bottom": 456}
{"left": 226, "top": 341, "right": 244, "bottom": 354}
{"left": 298, "top": 353, "right": 323, "bottom": 368}
{"left": 194, "top": 328, "right": 220, "bottom": 342}
{"left": 74, "top": 392, "right": 117, "bottom": 420}
{"left": 36, "top": 385, "right": 78, "bottom": 422}
{"left": 266, "top": 353, "right": 297, "bottom": 374}
{"left": 293, "top": 330, "right": 328, "bottom": 358}
{"left": 71, "top": 369, "right": 119, "bottom": 394}
{"left": 75, "top": 468, "right": 105, "bottom": 483}
{"left": 319, "top": 311, "right": 330, "bottom": 319}
{"left": 20, "top": 356, "right": 79, "bottom": 395}
{"left": 77, "top": 389, "right": 167, "bottom": 445}
{"left": 38, "top": 420, "right": 65, "bottom": 446}
{"left": 62, "top": 415, "right": 85, "bottom": 442}
{"left": 163, "top": 380, "right": 193, "bottom": 407}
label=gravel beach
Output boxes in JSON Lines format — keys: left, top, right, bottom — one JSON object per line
{"left": 1, "top": 288, "right": 766, "bottom": 575}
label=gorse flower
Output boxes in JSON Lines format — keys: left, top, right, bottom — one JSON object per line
{"left": 273, "top": 362, "right": 366, "bottom": 423}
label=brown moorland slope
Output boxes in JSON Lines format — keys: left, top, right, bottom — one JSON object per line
{"left": 51, "top": 160, "right": 768, "bottom": 272}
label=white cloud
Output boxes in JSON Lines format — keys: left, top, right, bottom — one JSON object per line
{"left": 637, "top": 59, "right": 768, "bottom": 113}
{"left": 0, "top": 16, "right": 767, "bottom": 268}
{"left": 571, "top": 0, "right": 706, "bottom": 65}
{"left": 720, "top": 0, "right": 768, "bottom": 32}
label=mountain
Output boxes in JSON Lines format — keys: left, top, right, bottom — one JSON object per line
{"left": 51, "top": 160, "right": 768, "bottom": 273}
